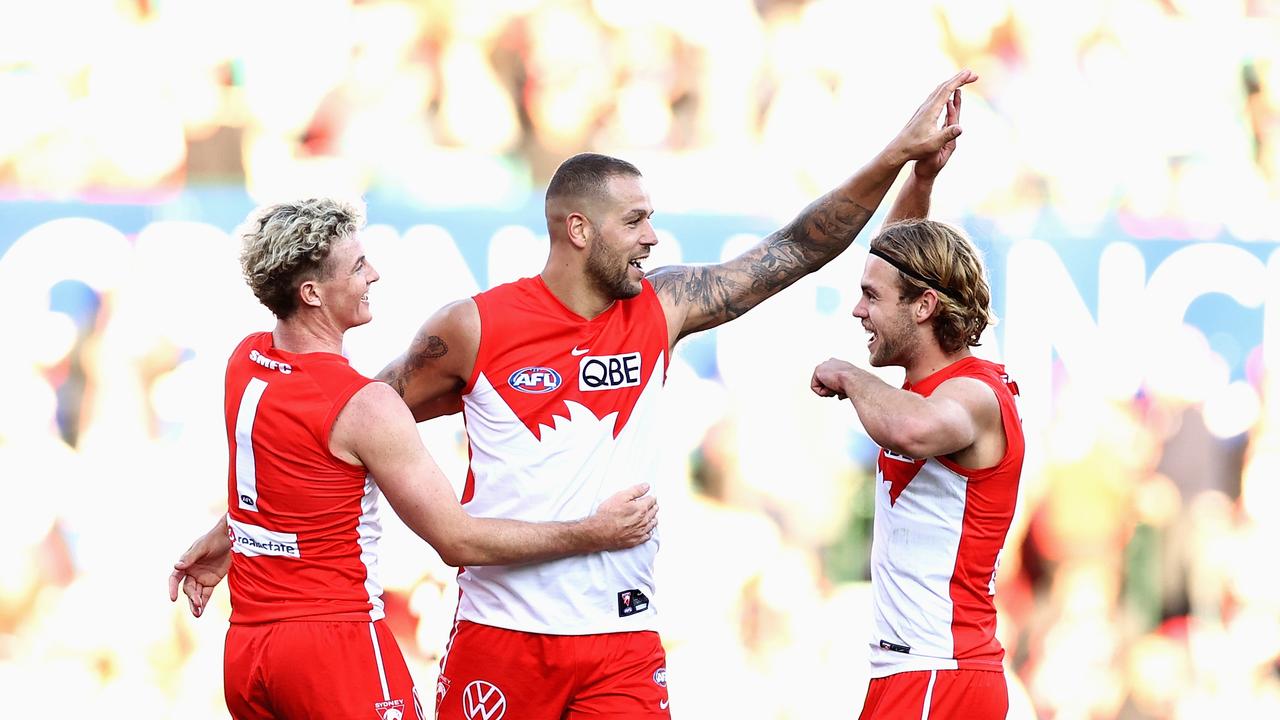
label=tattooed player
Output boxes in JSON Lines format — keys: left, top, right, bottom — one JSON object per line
{"left": 379, "top": 70, "right": 979, "bottom": 719}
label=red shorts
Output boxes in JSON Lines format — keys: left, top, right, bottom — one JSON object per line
{"left": 224, "top": 619, "right": 424, "bottom": 720}
{"left": 435, "top": 620, "right": 670, "bottom": 720}
{"left": 859, "top": 669, "right": 1007, "bottom": 720}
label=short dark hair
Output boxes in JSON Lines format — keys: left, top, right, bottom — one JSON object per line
{"left": 545, "top": 153, "right": 642, "bottom": 206}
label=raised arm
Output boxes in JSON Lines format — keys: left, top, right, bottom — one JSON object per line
{"left": 376, "top": 298, "right": 479, "bottom": 421}
{"left": 333, "top": 382, "right": 657, "bottom": 567}
{"left": 885, "top": 80, "right": 964, "bottom": 223}
{"left": 648, "top": 70, "right": 977, "bottom": 346}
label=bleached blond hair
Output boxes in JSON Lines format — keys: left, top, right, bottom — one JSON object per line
{"left": 238, "top": 198, "right": 364, "bottom": 319}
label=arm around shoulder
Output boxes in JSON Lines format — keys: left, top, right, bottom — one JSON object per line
{"left": 333, "top": 382, "right": 657, "bottom": 567}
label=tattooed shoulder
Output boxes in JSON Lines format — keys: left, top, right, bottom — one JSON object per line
{"left": 407, "top": 335, "right": 448, "bottom": 369}
{"left": 377, "top": 334, "right": 449, "bottom": 398}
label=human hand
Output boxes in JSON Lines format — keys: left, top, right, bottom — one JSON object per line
{"left": 913, "top": 82, "right": 963, "bottom": 180}
{"left": 887, "top": 70, "right": 977, "bottom": 166}
{"left": 811, "top": 358, "right": 856, "bottom": 399}
{"left": 168, "top": 524, "right": 232, "bottom": 618}
{"left": 591, "top": 483, "right": 658, "bottom": 550}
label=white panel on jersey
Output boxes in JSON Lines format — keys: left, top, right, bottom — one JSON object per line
{"left": 234, "top": 377, "right": 269, "bottom": 512}
{"left": 457, "top": 356, "right": 666, "bottom": 635}
{"left": 358, "top": 474, "right": 386, "bottom": 621}
{"left": 868, "top": 459, "right": 966, "bottom": 677}
{"left": 228, "top": 517, "right": 301, "bottom": 558}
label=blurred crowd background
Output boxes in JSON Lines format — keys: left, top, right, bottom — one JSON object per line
{"left": 4, "top": 0, "right": 1280, "bottom": 718}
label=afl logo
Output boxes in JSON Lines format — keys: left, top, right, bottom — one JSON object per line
{"left": 508, "top": 366, "right": 561, "bottom": 394}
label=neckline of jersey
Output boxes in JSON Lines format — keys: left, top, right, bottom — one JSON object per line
{"left": 533, "top": 274, "right": 620, "bottom": 324}
{"left": 903, "top": 355, "right": 987, "bottom": 393}
{"left": 265, "top": 332, "right": 351, "bottom": 364}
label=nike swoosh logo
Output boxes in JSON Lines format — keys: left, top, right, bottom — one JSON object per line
{"left": 660, "top": 700, "right": 669, "bottom": 710}
{"left": 571, "top": 346, "right": 590, "bottom": 356}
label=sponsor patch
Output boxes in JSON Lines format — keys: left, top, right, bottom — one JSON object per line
{"left": 879, "top": 639, "right": 911, "bottom": 654}
{"left": 508, "top": 366, "right": 561, "bottom": 394}
{"left": 227, "top": 518, "right": 301, "bottom": 558}
{"left": 461, "top": 680, "right": 506, "bottom": 720}
{"left": 617, "top": 588, "right": 650, "bottom": 617}
{"left": 579, "top": 352, "right": 642, "bottom": 391}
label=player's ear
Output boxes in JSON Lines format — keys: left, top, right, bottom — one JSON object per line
{"left": 299, "top": 279, "right": 322, "bottom": 309}
{"left": 915, "top": 290, "right": 939, "bottom": 322}
{"left": 566, "top": 212, "right": 592, "bottom": 250}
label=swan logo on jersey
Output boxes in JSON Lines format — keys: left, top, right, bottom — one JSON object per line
{"left": 508, "top": 366, "right": 562, "bottom": 394}
{"left": 879, "top": 450, "right": 925, "bottom": 506}
{"left": 374, "top": 698, "right": 404, "bottom": 720}
{"left": 579, "top": 352, "right": 642, "bottom": 391}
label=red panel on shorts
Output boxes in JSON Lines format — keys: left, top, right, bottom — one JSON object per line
{"left": 858, "top": 669, "right": 1007, "bottom": 720}
{"left": 435, "top": 621, "right": 671, "bottom": 720}
{"left": 224, "top": 620, "right": 424, "bottom": 720}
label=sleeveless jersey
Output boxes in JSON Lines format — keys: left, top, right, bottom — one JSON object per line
{"left": 457, "top": 276, "right": 670, "bottom": 635}
{"left": 868, "top": 356, "right": 1023, "bottom": 677}
{"left": 223, "top": 332, "right": 384, "bottom": 624}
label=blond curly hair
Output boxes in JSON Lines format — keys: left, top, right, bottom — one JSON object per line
{"left": 238, "top": 198, "right": 364, "bottom": 319}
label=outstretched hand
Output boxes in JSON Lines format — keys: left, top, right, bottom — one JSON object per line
{"left": 592, "top": 483, "right": 658, "bottom": 550}
{"left": 889, "top": 70, "right": 978, "bottom": 167}
{"left": 168, "top": 522, "right": 232, "bottom": 618}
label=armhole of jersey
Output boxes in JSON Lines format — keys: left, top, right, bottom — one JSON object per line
{"left": 934, "top": 374, "right": 1016, "bottom": 480}
{"left": 321, "top": 374, "right": 376, "bottom": 470}
{"left": 640, "top": 279, "right": 672, "bottom": 373}
{"left": 462, "top": 295, "right": 486, "bottom": 396}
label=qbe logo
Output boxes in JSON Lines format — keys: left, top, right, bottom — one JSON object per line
{"left": 508, "top": 366, "right": 561, "bottom": 394}
{"left": 579, "top": 352, "right": 642, "bottom": 391}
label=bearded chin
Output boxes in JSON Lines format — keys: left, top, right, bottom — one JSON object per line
{"left": 586, "top": 246, "right": 641, "bottom": 300}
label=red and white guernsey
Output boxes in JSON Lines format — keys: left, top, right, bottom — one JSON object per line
{"left": 457, "top": 276, "right": 670, "bottom": 635}
{"left": 223, "top": 332, "right": 385, "bottom": 624}
{"left": 868, "top": 356, "right": 1023, "bottom": 677}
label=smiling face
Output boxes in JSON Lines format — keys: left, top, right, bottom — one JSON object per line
{"left": 312, "top": 234, "right": 379, "bottom": 330}
{"left": 852, "top": 255, "right": 921, "bottom": 368}
{"left": 583, "top": 174, "right": 657, "bottom": 300}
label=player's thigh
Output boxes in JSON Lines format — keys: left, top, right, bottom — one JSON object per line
{"left": 858, "top": 671, "right": 930, "bottom": 720}
{"left": 265, "top": 620, "right": 424, "bottom": 720}
{"left": 224, "top": 625, "right": 274, "bottom": 720}
{"left": 435, "top": 622, "right": 573, "bottom": 720}
{"left": 926, "top": 669, "right": 1007, "bottom": 719}
{"left": 859, "top": 669, "right": 1007, "bottom": 720}
{"left": 565, "top": 631, "right": 669, "bottom": 719}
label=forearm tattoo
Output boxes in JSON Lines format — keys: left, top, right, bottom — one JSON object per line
{"left": 651, "top": 191, "right": 873, "bottom": 333}
{"left": 377, "top": 334, "right": 448, "bottom": 397}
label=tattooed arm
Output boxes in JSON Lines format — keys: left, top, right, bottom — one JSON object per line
{"left": 375, "top": 298, "right": 480, "bottom": 421}
{"left": 648, "top": 70, "right": 977, "bottom": 346}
